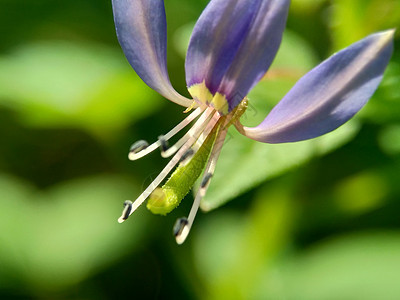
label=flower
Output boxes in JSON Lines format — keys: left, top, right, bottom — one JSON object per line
{"left": 112, "top": 0, "right": 394, "bottom": 244}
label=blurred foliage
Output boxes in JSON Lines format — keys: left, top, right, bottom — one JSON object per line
{"left": 0, "top": 0, "right": 399, "bottom": 299}
{"left": 0, "top": 41, "right": 162, "bottom": 139}
{"left": 0, "top": 174, "right": 148, "bottom": 292}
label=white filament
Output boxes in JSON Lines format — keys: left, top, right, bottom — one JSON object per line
{"left": 128, "top": 107, "right": 204, "bottom": 160}
{"left": 120, "top": 108, "right": 221, "bottom": 220}
{"left": 161, "top": 109, "right": 213, "bottom": 158}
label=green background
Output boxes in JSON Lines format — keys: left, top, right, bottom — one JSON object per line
{"left": 0, "top": 0, "right": 400, "bottom": 298}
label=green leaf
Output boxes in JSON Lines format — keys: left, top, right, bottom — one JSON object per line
{"left": 201, "top": 122, "right": 359, "bottom": 211}
{"left": 261, "top": 232, "right": 400, "bottom": 299}
{"left": 361, "top": 62, "right": 400, "bottom": 124}
{"left": 173, "top": 22, "right": 195, "bottom": 59}
{"left": 330, "top": 0, "right": 400, "bottom": 50}
{"left": 193, "top": 185, "right": 294, "bottom": 299}
{"left": 0, "top": 41, "right": 162, "bottom": 138}
{"left": 0, "top": 174, "right": 147, "bottom": 292}
{"left": 290, "top": 0, "right": 326, "bottom": 13}
{"left": 379, "top": 124, "right": 400, "bottom": 155}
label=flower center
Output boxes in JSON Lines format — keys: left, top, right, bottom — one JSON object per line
{"left": 118, "top": 97, "right": 248, "bottom": 244}
{"left": 187, "top": 80, "right": 232, "bottom": 115}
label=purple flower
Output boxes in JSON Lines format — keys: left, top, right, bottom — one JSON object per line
{"left": 112, "top": 0, "right": 394, "bottom": 244}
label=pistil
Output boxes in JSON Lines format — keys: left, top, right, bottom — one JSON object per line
{"left": 174, "top": 117, "right": 229, "bottom": 244}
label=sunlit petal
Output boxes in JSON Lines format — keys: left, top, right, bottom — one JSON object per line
{"left": 186, "top": 0, "right": 259, "bottom": 94}
{"left": 240, "top": 30, "right": 394, "bottom": 143}
{"left": 112, "top": 0, "right": 192, "bottom": 107}
{"left": 217, "top": 0, "right": 290, "bottom": 111}
{"left": 186, "top": 0, "right": 289, "bottom": 113}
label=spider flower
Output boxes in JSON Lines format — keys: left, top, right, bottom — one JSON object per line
{"left": 112, "top": 0, "right": 394, "bottom": 244}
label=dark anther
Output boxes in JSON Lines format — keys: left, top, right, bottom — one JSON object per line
{"left": 158, "top": 135, "right": 169, "bottom": 153}
{"left": 121, "top": 200, "right": 133, "bottom": 221}
{"left": 129, "top": 140, "right": 149, "bottom": 154}
{"left": 200, "top": 172, "right": 213, "bottom": 189}
{"left": 179, "top": 148, "right": 195, "bottom": 163}
{"left": 173, "top": 217, "right": 188, "bottom": 236}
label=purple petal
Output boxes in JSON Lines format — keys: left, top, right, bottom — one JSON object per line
{"left": 112, "top": 0, "right": 191, "bottom": 107}
{"left": 240, "top": 30, "right": 394, "bottom": 143}
{"left": 186, "top": 0, "right": 290, "bottom": 113}
{"left": 186, "top": 0, "right": 259, "bottom": 93}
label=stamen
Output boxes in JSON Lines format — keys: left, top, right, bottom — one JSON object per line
{"left": 178, "top": 148, "right": 195, "bottom": 165}
{"left": 174, "top": 120, "right": 229, "bottom": 244}
{"left": 158, "top": 135, "right": 169, "bottom": 154}
{"left": 129, "top": 140, "right": 149, "bottom": 154}
{"left": 200, "top": 172, "right": 213, "bottom": 190}
{"left": 161, "top": 110, "right": 213, "bottom": 158}
{"left": 118, "top": 200, "right": 133, "bottom": 223}
{"left": 174, "top": 218, "right": 190, "bottom": 244}
{"left": 190, "top": 111, "right": 222, "bottom": 154}
{"left": 121, "top": 108, "right": 220, "bottom": 220}
{"left": 173, "top": 217, "right": 189, "bottom": 236}
{"left": 128, "top": 107, "right": 204, "bottom": 160}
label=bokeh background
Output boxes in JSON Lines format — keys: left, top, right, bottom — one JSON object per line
{"left": 1, "top": 0, "right": 400, "bottom": 298}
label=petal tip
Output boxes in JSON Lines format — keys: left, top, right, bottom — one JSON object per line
{"left": 373, "top": 29, "right": 395, "bottom": 49}
{"left": 380, "top": 28, "right": 395, "bottom": 41}
{"left": 239, "top": 29, "right": 395, "bottom": 144}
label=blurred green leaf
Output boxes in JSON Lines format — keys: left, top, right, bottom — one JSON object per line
{"left": 193, "top": 211, "right": 244, "bottom": 298}
{"left": 201, "top": 122, "right": 358, "bottom": 211}
{"left": 379, "top": 124, "right": 400, "bottom": 155}
{"left": 330, "top": 0, "right": 400, "bottom": 49}
{"left": 0, "top": 41, "right": 162, "bottom": 138}
{"left": 269, "top": 30, "right": 318, "bottom": 71}
{"left": 194, "top": 185, "right": 294, "bottom": 299}
{"left": 173, "top": 22, "right": 195, "bottom": 59}
{"left": 261, "top": 232, "right": 400, "bottom": 299}
{"left": 362, "top": 62, "right": 400, "bottom": 124}
{"left": 290, "top": 0, "right": 326, "bottom": 13}
{"left": 0, "top": 174, "right": 147, "bottom": 292}
{"left": 334, "top": 171, "right": 388, "bottom": 214}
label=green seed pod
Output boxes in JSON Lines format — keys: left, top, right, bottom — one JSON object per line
{"left": 147, "top": 123, "right": 221, "bottom": 215}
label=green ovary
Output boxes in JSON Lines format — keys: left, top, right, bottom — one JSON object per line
{"left": 147, "top": 122, "right": 221, "bottom": 215}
